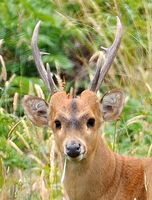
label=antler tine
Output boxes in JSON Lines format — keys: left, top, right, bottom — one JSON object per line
{"left": 31, "top": 21, "right": 58, "bottom": 94}
{"left": 89, "top": 16, "right": 123, "bottom": 92}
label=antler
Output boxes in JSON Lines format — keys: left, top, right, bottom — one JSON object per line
{"left": 31, "top": 21, "right": 59, "bottom": 94}
{"left": 89, "top": 16, "right": 123, "bottom": 92}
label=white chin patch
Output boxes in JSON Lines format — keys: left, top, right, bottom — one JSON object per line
{"left": 66, "top": 154, "right": 85, "bottom": 162}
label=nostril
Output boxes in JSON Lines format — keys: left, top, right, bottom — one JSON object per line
{"left": 66, "top": 143, "right": 80, "bottom": 151}
{"left": 76, "top": 143, "right": 81, "bottom": 150}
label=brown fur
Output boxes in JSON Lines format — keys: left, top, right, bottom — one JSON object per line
{"left": 23, "top": 90, "right": 152, "bottom": 200}
{"left": 49, "top": 90, "right": 151, "bottom": 200}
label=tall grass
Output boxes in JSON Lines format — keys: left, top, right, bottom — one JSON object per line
{"left": 0, "top": 0, "right": 152, "bottom": 199}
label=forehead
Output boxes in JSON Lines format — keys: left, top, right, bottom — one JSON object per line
{"left": 50, "top": 90, "right": 99, "bottom": 117}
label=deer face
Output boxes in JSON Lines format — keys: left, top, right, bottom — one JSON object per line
{"left": 23, "top": 89, "right": 124, "bottom": 161}
{"left": 49, "top": 90, "right": 101, "bottom": 161}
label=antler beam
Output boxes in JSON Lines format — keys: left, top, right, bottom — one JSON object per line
{"left": 31, "top": 21, "right": 58, "bottom": 94}
{"left": 89, "top": 16, "right": 123, "bottom": 92}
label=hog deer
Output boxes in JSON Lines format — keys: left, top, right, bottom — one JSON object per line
{"left": 23, "top": 17, "right": 152, "bottom": 200}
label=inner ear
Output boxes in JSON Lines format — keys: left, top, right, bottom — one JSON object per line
{"left": 23, "top": 95, "right": 49, "bottom": 127}
{"left": 101, "top": 89, "right": 125, "bottom": 121}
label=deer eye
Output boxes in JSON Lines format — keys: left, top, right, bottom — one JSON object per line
{"left": 87, "top": 118, "right": 95, "bottom": 128}
{"left": 55, "top": 120, "right": 61, "bottom": 129}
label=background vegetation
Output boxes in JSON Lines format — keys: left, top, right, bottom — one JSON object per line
{"left": 0, "top": 0, "right": 152, "bottom": 199}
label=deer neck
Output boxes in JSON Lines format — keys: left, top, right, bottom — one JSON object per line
{"left": 62, "top": 135, "right": 118, "bottom": 199}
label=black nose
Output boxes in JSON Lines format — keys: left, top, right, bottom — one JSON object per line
{"left": 66, "top": 141, "right": 81, "bottom": 158}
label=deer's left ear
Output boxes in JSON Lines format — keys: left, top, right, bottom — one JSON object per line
{"left": 100, "top": 89, "right": 125, "bottom": 121}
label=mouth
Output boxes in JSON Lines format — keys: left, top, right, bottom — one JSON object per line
{"left": 64, "top": 152, "right": 86, "bottom": 162}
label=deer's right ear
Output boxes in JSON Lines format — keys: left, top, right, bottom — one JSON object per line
{"left": 23, "top": 95, "right": 49, "bottom": 127}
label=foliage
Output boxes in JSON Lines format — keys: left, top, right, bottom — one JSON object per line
{"left": 0, "top": 0, "right": 152, "bottom": 199}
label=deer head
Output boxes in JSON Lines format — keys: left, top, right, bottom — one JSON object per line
{"left": 23, "top": 17, "right": 124, "bottom": 162}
